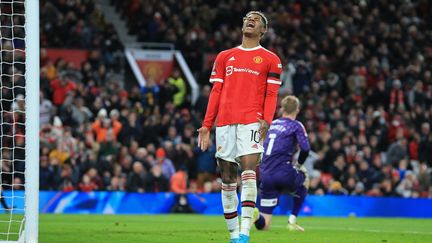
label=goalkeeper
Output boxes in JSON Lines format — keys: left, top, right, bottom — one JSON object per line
{"left": 253, "top": 95, "right": 310, "bottom": 231}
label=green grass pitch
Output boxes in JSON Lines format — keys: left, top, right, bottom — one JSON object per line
{"left": 3, "top": 214, "right": 432, "bottom": 242}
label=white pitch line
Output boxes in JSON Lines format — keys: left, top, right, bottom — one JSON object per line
{"left": 271, "top": 225, "right": 432, "bottom": 235}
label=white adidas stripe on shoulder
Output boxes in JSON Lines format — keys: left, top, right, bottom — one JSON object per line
{"left": 261, "top": 47, "right": 280, "bottom": 58}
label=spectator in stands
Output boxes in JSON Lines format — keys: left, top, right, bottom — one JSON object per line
{"left": 380, "top": 179, "right": 396, "bottom": 197}
{"left": 98, "top": 129, "right": 120, "bottom": 158}
{"left": 352, "top": 182, "right": 365, "bottom": 196}
{"left": 168, "top": 69, "right": 187, "bottom": 107}
{"left": 418, "top": 163, "right": 431, "bottom": 197}
{"left": 92, "top": 109, "right": 122, "bottom": 143}
{"left": 12, "top": 178, "right": 24, "bottom": 191}
{"left": 71, "top": 97, "right": 93, "bottom": 125}
{"left": 118, "top": 112, "right": 142, "bottom": 146}
{"left": 320, "top": 139, "right": 344, "bottom": 173}
{"left": 132, "top": 148, "right": 150, "bottom": 170}
{"left": 107, "top": 176, "right": 125, "bottom": 191}
{"left": 40, "top": 156, "right": 55, "bottom": 190}
{"left": 78, "top": 174, "right": 98, "bottom": 192}
{"left": 170, "top": 168, "right": 188, "bottom": 194}
{"left": 330, "top": 155, "right": 346, "bottom": 182}
{"left": 419, "top": 133, "right": 432, "bottom": 166}
{"left": 40, "top": 91, "right": 54, "bottom": 126}
{"left": 292, "top": 60, "right": 311, "bottom": 96}
{"left": 126, "top": 162, "right": 146, "bottom": 193}
{"left": 358, "top": 160, "right": 375, "bottom": 190}
{"left": 49, "top": 142, "right": 70, "bottom": 167}
{"left": 145, "top": 165, "right": 169, "bottom": 192}
{"left": 389, "top": 79, "right": 405, "bottom": 112}
{"left": 158, "top": 81, "right": 178, "bottom": 110}
{"left": 87, "top": 167, "right": 103, "bottom": 190}
{"left": 345, "top": 177, "right": 357, "bottom": 195}
{"left": 57, "top": 163, "right": 77, "bottom": 192}
{"left": 152, "top": 148, "right": 175, "bottom": 180}
{"left": 396, "top": 171, "right": 418, "bottom": 198}
{"left": 141, "top": 78, "right": 160, "bottom": 114}
{"left": 328, "top": 181, "right": 347, "bottom": 195}
{"left": 50, "top": 73, "right": 77, "bottom": 106}
{"left": 107, "top": 164, "right": 126, "bottom": 191}
{"left": 164, "top": 126, "right": 182, "bottom": 146}
{"left": 386, "top": 138, "right": 408, "bottom": 166}
{"left": 308, "top": 171, "right": 325, "bottom": 195}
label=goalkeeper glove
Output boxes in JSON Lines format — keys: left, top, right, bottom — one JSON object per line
{"left": 294, "top": 162, "right": 310, "bottom": 189}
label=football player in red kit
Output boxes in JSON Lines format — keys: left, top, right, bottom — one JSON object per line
{"left": 197, "top": 11, "right": 282, "bottom": 243}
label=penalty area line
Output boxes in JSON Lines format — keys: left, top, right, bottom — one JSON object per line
{"left": 271, "top": 225, "right": 432, "bottom": 235}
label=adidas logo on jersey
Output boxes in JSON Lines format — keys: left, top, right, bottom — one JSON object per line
{"left": 228, "top": 56, "right": 235, "bottom": 61}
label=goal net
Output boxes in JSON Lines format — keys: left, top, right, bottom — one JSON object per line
{"left": 0, "top": 0, "right": 39, "bottom": 242}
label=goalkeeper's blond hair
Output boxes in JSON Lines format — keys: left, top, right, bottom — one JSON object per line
{"left": 281, "top": 95, "right": 300, "bottom": 115}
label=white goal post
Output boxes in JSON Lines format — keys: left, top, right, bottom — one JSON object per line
{"left": 0, "top": 0, "right": 39, "bottom": 242}
{"left": 25, "top": 0, "right": 39, "bottom": 242}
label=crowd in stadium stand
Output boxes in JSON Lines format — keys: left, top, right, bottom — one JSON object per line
{"left": 35, "top": 0, "right": 432, "bottom": 198}
{"left": 1, "top": 0, "right": 26, "bottom": 191}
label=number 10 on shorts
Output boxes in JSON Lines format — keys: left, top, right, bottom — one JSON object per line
{"left": 250, "top": 129, "right": 260, "bottom": 143}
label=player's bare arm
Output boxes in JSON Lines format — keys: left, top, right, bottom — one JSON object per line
{"left": 257, "top": 118, "right": 269, "bottom": 142}
{"left": 199, "top": 65, "right": 224, "bottom": 151}
{"left": 197, "top": 127, "right": 210, "bottom": 151}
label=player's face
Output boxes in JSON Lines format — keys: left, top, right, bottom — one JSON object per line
{"left": 242, "top": 13, "right": 266, "bottom": 38}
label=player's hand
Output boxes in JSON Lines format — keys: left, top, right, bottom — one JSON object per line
{"left": 295, "top": 162, "right": 310, "bottom": 189}
{"left": 257, "top": 119, "right": 269, "bottom": 142}
{"left": 197, "top": 127, "right": 210, "bottom": 151}
{"left": 295, "top": 163, "right": 308, "bottom": 175}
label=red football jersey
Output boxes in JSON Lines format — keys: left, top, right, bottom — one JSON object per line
{"left": 203, "top": 45, "right": 282, "bottom": 129}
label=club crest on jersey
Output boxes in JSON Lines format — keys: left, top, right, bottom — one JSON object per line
{"left": 253, "top": 56, "right": 263, "bottom": 64}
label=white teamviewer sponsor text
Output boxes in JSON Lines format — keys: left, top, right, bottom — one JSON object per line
{"left": 226, "top": 66, "right": 260, "bottom": 76}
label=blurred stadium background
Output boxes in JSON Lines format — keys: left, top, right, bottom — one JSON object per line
{"left": 9, "top": 0, "right": 432, "bottom": 241}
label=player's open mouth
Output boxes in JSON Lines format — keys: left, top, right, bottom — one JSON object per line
{"left": 246, "top": 23, "right": 255, "bottom": 28}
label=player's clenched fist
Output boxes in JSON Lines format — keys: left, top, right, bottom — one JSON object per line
{"left": 197, "top": 127, "right": 210, "bottom": 151}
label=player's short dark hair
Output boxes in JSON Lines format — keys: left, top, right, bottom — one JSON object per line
{"left": 244, "top": 11, "right": 268, "bottom": 30}
{"left": 281, "top": 95, "right": 300, "bottom": 115}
